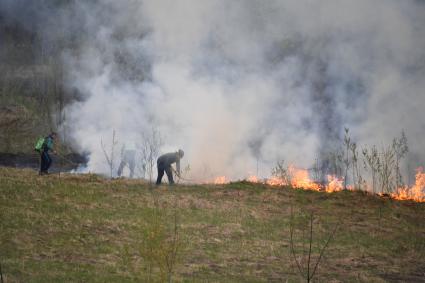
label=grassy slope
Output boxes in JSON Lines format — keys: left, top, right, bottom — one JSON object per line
{"left": 0, "top": 168, "right": 424, "bottom": 282}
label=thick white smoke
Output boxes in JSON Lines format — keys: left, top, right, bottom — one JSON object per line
{"left": 61, "top": 0, "right": 325, "bottom": 178}
{"left": 62, "top": 0, "right": 425, "bottom": 179}
{"left": 4, "top": 0, "right": 424, "bottom": 179}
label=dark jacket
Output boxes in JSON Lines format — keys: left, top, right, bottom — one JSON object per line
{"left": 157, "top": 152, "right": 181, "bottom": 174}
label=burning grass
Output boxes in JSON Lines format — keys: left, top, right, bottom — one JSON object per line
{"left": 0, "top": 167, "right": 424, "bottom": 282}
{"left": 203, "top": 130, "right": 425, "bottom": 204}
{"left": 206, "top": 165, "right": 425, "bottom": 203}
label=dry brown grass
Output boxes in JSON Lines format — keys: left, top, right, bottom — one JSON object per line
{"left": 0, "top": 167, "right": 424, "bottom": 282}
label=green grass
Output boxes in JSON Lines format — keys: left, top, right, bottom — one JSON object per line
{"left": 0, "top": 168, "right": 424, "bottom": 282}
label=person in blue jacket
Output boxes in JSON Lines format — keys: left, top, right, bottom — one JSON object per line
{"left": 39, "top": 132, "right": 57, "bottom": 175}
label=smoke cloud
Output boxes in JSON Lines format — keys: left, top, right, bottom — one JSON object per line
{"left": 2, "top": 0, "right": 425, "bottom": 179}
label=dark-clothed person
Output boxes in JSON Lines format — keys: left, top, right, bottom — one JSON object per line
{"left": 40, "top": 132, "right": 56, "bottom": 175}
{"left": 156, "top": 149, "right": 184, "bottom": 185}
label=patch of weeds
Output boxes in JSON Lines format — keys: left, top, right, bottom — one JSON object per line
{"left": 137, "top": 203, "right": 184, "bottom": 282}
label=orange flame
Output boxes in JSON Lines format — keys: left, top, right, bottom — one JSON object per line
{"left": 325, "top": 175, "right": 344, "bottom": 193}
{"left": 247, "top": 175, "right": 259, "bottom": 183}
{"left": 288, "top": 166, "right": 321, "bottom": 191}
{"left": 208, "top": 166, "right": 424, "bottom": 202}
{"left": 213, "top": 176, "right": 227, "bottom": 184}
{"left": 265, "top": 177, "right": 286, "bottom": 186}
{"left": 391, "top": 167, "right": 425, "bottom": 202}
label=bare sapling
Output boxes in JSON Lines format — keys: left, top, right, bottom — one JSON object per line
{"left": 289, "top": 207, "right": 340, "bottom": 283}
{"left": 362, "top": 145, "right": 380, "bottom": 194}
{"left": 392, "top": 131, "right": 409, "bottom": 188}
{"left": 327, "top": 149, "right": 344, "bottom": 177}
{"left": 272, "top": 160, "right": 291, "bottom": 185}
{"left": 379, "top": 145, "right": 396, "bottom": 194}
{"left": 350, "top": 142, "right": 363, "bottom": 190}
{"left": 140, "top": 127, "right": 162, "bottom": 184}
{"left": 101, "top": 129, "right": 118, "bottom": 179}
{"left": 343, "top": 128, "right": 352, "bottom": 190}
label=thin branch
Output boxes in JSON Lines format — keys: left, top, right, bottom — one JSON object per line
{"left": 289, "top": 206, "right": 304, "bottom": 279}
{"left": 100, "top": 139, "right": 111, "bottom": 165}
{"left": 310, "top": 219, "right": 341, "bottom": 280}
{"left": 100, "top": 129, "right": 118, "bottom": 178}
{"left": 307, "top": 212, "right": 313, "bottom": 282}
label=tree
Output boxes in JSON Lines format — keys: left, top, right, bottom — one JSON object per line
{"left": 101, "top": 129, "right": 118, "bottom": 179}
{"left": 140, "top": 127, "right": 163, "bottom": 184}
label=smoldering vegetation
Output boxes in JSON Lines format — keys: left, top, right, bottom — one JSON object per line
{"left": 1, "top": 1, "right": 425, "bottom": 181}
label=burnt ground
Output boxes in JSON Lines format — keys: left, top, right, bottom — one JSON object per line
{"left": 0, "top": 152, "right": 86, "bottom": 172}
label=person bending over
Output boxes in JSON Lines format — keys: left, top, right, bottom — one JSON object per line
{"left": 156, "top": 149, "right": 184, "bottom": 185}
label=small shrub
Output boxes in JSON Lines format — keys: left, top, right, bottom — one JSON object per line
{"left": 138, "top": 200, "right": 182, "bottom": 282}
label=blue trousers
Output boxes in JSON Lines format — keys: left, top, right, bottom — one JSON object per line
{"left": 40, "top": 151, "right": 52, "bottom": 173}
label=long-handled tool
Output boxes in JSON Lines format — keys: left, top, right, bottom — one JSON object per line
{"left": 171, "top": 167, "right": 197, "bottom": 184}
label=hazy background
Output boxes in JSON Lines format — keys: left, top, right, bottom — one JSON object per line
{"left": 1, "top": 0, "right": 424, "bottom": 180}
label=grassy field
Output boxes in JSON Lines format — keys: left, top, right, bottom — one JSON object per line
{"left": 0, "top": 168, "right": 424, "bottom": 282}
